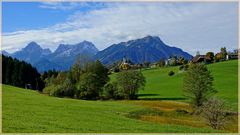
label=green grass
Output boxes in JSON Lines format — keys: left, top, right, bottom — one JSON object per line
{"left": 3, "top": 60, "right": 238, "bottom": 132}
{"left": 3, "top": 84, "right": 220, "bottom": 133}
{"left": 137, "top": 60, "right": 238, "bottom": 111}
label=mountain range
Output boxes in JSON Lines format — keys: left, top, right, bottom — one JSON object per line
{"left": 94, "top": 36, "right": 192, "bottom": 65}
{"left": 4, "top": 41, "right": 98, "bottom": 72}
{"left": 2, "top": 36, "right": 193, "bottom": 72}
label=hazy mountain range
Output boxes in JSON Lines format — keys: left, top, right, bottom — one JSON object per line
{"left": 94, "top": 36, "right": 192, "bottom": 65}
{"left": 2, "top": 36, "right": 192, "bottom": 72}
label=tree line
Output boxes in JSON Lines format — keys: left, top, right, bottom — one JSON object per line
{"left": 2, "top": 55, "right": 44, "bottom": 90}
{"left": 42, "top": 59, "right": 146, "bottom": 100}
{"left": 2, "top": 54, "right": 146, "bottom": 100}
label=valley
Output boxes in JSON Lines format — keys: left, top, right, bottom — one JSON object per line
{"left": 2, "top": 60, "right": 238, "bottom": 133}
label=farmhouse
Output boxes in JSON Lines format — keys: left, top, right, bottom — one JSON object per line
{"left": 226, "top": 53, "right": 238, "bottom": 60}
{"left": 191, "top": 55, "right": 208, "bottom": 63}
{"left": 165, "top": 57, "right": 177, "bottom": 66}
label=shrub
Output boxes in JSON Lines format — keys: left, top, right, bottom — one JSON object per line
{"left": 102, "top": 82, "right": 118, "bottom": 99}
{"left": 179, "top": 65, "right": 184, "bottom": 70}
{"left": 43, "top": 79, "right": 76, "bottom": 98}
{"left": 43, "top": 84, "right": 55, "bottom": 94}
{"left": 61, "top": 79, "right": 76, "bottom": 97}
{"left": 168, "top": 71, "right": 175, "bottom": 76}
{"left": 180, "top": 64, "right": 189, "bottom": 71}
{"left": 113, "top": 67, "right": 120, "bottom": 72}
{"left": 50, "top": 85, "right": 64, "bottom": 97}
{"left": 183, "top": 64, "right": 189, "bottom": 70}
{"left": 199, "top": 97, "right": 231, "bottom": 129}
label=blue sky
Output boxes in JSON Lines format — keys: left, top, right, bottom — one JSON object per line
{"left": 3, "top": 2, "right": 107, "bottom": 32}
{"left": 3, "top": 2, "right": 72, "bottom": 32}
{"left": 2, "top": 2, "right": 238, "bottom": 55}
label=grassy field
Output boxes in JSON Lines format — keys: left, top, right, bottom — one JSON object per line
{"left": 3, "top": 84, "right": 233, "bottom": 133}
{"left": 137, "top": 60, "right": 238, "bottom": 111}
{"left": 3, "top": 60, "right": 238, "bottom": 133}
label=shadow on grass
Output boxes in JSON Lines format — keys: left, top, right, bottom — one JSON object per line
{"left": 137, "top": 94, "right": 187, "bottom": 101}
{"left": 138, "top": 97, "right": 187, "bottom": 101}
{"left": 137, "top": 94, "right": 161, "bottom": 97}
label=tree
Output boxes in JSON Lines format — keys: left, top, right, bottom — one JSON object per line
{"left": 57, "top": 72, "right": 67, "bottom": 83}
{"left": 43, "top": 60, "right": 109, "bottom": 99}
{"left": 214, "top": 53, "right": 222, "bottom": 62}
{"left": 183, "top": 63, "right": 216, "bottom": 109}
{"left": 220, "top": 47, "right": 227, "bottom": 60}
{"left": 61, "top": 78, "right": 76, "bottom": 97}
{"left": 200, "top": 97, "right": 231, "bottom": 129}
{"left": 196, "top": 51, "right": 200, "bottom": 56}
{"left": 143, "top": 62, "right": 150, "bottom": 68}
{"left": 84, "top": 60, "right": 109, "bottom": 89}
{"left": 2, "top": 55, "right": 43, "bottom": 91}
{"left": 233, "top": 49, "right": 238, "bottom": 54}
{"left": 76, "top": 72, "right": 100, "bottom": 99}
{"left": 101, "top": 82, "right": 119, "bottom": 99}
{"left": 178, "top": 57, "right": 187, "bottom": 65}
{"left": 68, "top": 55, "right": 93, "bottom": 84}
{"left": 206, "top": 52, "right": 214, "bottom": 63}
{"left": 43, "top": 72, "right": 74, "bottom": 97}
{"left": 68, "top": 59, "right": 82, "bottom": 84}
{"left": 168, "top": 56, "right": 177, "bottom": 66}
{"left": 157, "top": 59, "right": 165, "bottom": 67}
{"left": 116, "top": 70, "right": 146, "bottom": 99}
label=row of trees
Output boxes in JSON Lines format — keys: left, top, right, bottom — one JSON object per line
{"left": 43, "top": 59, "right": 146, "bottom": 100}
{"left": 183, "top": 63, "right": 231, "bottom": 129}
{"left": 43, "top": 60, "right": 109, "bottom": 99}
{"left": 200, "top": 47, "right": 232, "bottom": 63}
{"left": 2, "top": 55, "right": 44, "bottom": 90}
{"left": 2, "top": 54, "right": 146, "bottom": 100}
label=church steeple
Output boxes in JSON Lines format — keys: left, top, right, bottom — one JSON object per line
{"left": 123, "top": 56, "right": 127, "bottom": 63}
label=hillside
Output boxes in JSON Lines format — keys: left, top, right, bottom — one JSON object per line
{"left": 138, "top": 60, "right": 238, "bottom": 111}
{"left": 109, "top": 60, "right": 238, "bottom": 111}
{"left": 3, "top": 85, "right": 226, "bottom": 133}
{"left": 3, "top": 60, "right": 238, "bottom": 133}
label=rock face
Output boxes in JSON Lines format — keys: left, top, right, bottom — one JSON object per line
{"left": 94, "top": 36, "right": 193, "bottom": 65}
{"left": 48, "top": 41, "right": 98, "bottom": 70}
{"left": 11, "top": 42, "right": 50, "bottom": 64}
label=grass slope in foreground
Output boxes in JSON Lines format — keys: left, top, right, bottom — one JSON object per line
{"left": 3, "top": 85, "right": 221, "bottom": 133}
{"left": 138, "top": 60, "right": 238, "bottom": 111}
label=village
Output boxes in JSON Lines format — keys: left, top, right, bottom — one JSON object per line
{"left": 112, "top": 47, "right": 239, "bottom": 72}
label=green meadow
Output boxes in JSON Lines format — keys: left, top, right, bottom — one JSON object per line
{"left": 2, "top": 60, "right": 238, "bottom": 133}
{"left": 138, "top": 60, "right": 238, "bottom": 111}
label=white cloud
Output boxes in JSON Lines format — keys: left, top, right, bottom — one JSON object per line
{"left": 2, "top": 2, "right": 238, "bottom": 55}
{"left": 39, "top": 2, "right": 84, "bottom": 10}
{"left": 38, "top": 2, "right": 108, "bottom": 11}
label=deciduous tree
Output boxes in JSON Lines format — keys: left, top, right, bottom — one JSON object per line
{"left": 183, "top": 63, "right": 216, "bottom": 109}
{"left": 116, "top": 70, "right": 145, "bottom": 99}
